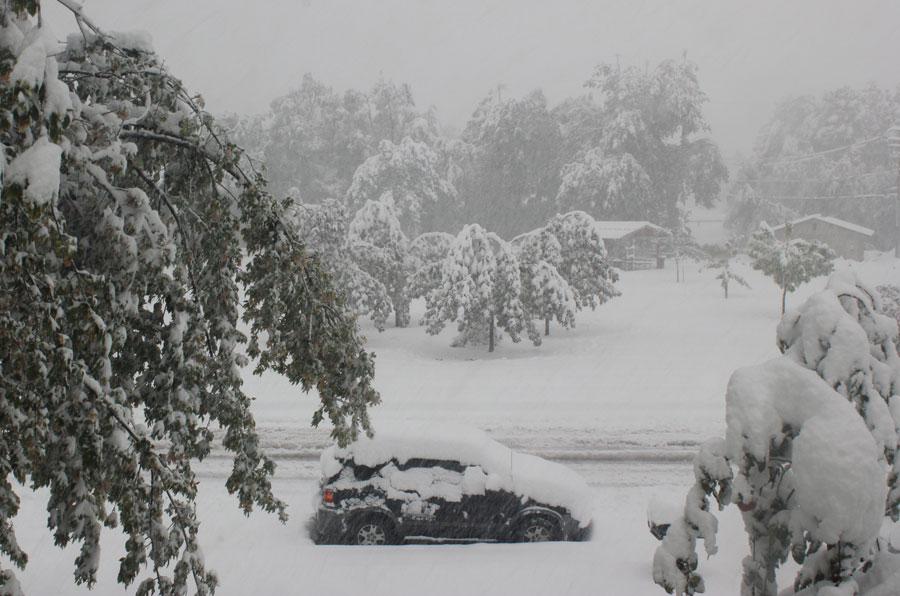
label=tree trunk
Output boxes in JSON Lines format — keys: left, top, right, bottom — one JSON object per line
{"left": 488, "top": 315, "right": 495, "bottom": 353}
{"left": 544, "top": 317, "right": 550, "bottom": 336}
{"left": 724, "top": 279, "right": 729, "bottom": 300}
{"left": 781, "top": 287, "right": 787, "bottom": 315}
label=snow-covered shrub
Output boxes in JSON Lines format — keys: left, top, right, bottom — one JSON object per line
{"left": 877, "top": 285, "right": 900, "bottom": 348}
{"left": 424, "top": 224, "right": 531, "bottom": 351}
{"left": 653, "top": 272, "right": 900, "bottom": 596}
{"left": 748, "top": 224, "right": 836, "bottom": 313}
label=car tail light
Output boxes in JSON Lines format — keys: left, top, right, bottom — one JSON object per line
{"left": 322, "top": 489, "right": 334, "bottom": 504}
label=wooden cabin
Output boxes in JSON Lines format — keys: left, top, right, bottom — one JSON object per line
{"left": 769, "top": 214, "right": 874, "bottom": 261}
{"left": 595, "top": 221, "right": 672, "bottom": 270}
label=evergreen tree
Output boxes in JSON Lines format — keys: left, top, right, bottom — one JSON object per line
{"left": 407, "top": 231, "right": 455, "bottom": 306}
{"left": 748, "top": 223, "right": 836, "bottom": 313}
{"left": 513, "top": 227, "right": 575, "bottom": 337}
{"left": 546, "top": 211, "right": 620, "bottom": 311}
{"left": 424, "top": 224, "right": 530, "bottom": 351}
{"left": 348, "top": 197, "right": 412, "bottom": 327}
{"left": 0, "top": 6, "right": 379, "bottom": 593}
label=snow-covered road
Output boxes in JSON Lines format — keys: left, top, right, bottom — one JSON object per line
{"left": 18, "top": 457, "right": 746, "bottom": 596}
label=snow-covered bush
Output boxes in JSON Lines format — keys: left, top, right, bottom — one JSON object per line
{"left": 0, "top": 4, "right": 379, "bottom": 594}
{"left": 653, "top": 272, "right": 900, "bottom": 596}
{"left": 348, "top": 197, "right": 413, "bottom": 327}
{"left": 877, "top": 285, "right": 900, "bottom": 348}
{"left": 748, "top": 224, "right": 836, "bottom": 313}
{"left": 424, "top": 224, "right": 531, "bottom": 351}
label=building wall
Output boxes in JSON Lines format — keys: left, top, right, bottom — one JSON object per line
{"left": 773, "top": 219, "right": 868, "bottom": 260}
{"left": 605, "top": 229, "right": 671, "bottom": 270}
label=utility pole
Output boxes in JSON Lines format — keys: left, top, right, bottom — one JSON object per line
{"left": 889, "top": 124, "right": 900, "bottom": 255}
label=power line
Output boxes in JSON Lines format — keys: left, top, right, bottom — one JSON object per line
{"left": 758, "top": 135, "right": 885, "bottom": 167}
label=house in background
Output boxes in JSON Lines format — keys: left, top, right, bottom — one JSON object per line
{"left": 595, "top": 221, "right": 672, "bottom": 270}
{"left": 769, "top": 214, "right": 874, "bottom": 261}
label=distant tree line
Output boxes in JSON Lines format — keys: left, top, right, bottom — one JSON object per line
{"left": 225, "top": 59, "right": 728, "bottom": 240}
{"left": 725, "top": 83, "right": 900, "bottom": 245}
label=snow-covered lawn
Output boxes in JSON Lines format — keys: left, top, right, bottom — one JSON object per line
{"left": 11, "top": 256, "right": 900, "bottom": 595}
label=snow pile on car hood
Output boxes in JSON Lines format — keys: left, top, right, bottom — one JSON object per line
{"left": 320, "top": 423, "right": 594, "bottom": 526}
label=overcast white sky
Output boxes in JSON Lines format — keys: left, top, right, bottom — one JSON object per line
{"left": 46, "top": 0, "right": 900, "bottom": 157}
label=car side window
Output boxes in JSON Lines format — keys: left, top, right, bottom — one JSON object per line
{"left": 396, "top": 458, "right": 465, "bottom": 473}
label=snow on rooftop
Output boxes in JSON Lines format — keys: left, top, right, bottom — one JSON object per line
{"left": 321, "top": 423, "right": 594, "bottom": 525}
{"left": 770, "top": 214, "right": 875, "bottom": 237}
{"left": 592, "top": 221, "right": 671, "bottom": 240}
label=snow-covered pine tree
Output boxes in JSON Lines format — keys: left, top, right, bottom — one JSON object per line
{"left": 407, "top": 230, "right": 455, "bottom": 306}
{"left": 709, "top": 242, "right": 750, "bottom": 299}
{"left": 424, "top": 224, "right": 530, "bottom": 351}
{"left": 545, "top": 211, "right": 619, "bottom": 311}
{"left": 346, "top": 137, "right": 456, "bottom": 236}
{"left": 512, "top": 227, "right": 575, "bottom": 338}
{"left": 348, "top": 195, "right": 412, "bottom": 327}
{"left": 748, "top": 223, "right": 836, "bottom": 313}
{"left": 653, "top": 272, "right": 900, "bottom": 596}
{"left": 288, "top": 199, "right": 392, "bottom": 331}
{"left": 1, "top": 4, "right": 378, "bottom": 594}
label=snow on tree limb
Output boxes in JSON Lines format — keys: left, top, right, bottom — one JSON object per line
{"left": 1, "top": 3, "right": 379, "bottom": 594}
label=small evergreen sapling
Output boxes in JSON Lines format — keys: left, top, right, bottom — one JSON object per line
{"left": 709, "top": 242, "right": 750, "bottom": 299}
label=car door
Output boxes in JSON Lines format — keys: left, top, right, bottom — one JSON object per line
{"left": 459, "top": 465, "right": 519, "bottom": 539}
{"left": 388, "top": 459, "right": 467, "bottom": 539}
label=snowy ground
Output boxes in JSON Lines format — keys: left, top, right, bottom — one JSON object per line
{"left": 12, "top": 255, "right": 900, "bottom": 595}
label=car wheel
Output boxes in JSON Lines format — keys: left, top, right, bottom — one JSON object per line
{"left": 515, "top": 516, "right": 561, "bottom": 543}
{"left": 348, "top": 515, "right": 398, "bottom": 546}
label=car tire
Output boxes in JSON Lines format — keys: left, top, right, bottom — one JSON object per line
{"left": 513, "top": 516, "right": 562, "bottom": 543}
{"left": 347, "top": 514, "right": 400, "bottom": 546}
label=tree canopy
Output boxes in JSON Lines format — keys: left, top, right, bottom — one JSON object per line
{"left": 1, "top": 3, "right": 378, "bottom": 593}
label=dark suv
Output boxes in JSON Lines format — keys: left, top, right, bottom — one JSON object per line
{"left": 312, "top": 427, "right": 593, "bottom": 545}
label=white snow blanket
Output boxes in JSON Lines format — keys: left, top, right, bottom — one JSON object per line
{"left": 320, "top": 424, "right": 594, "bottom": 526}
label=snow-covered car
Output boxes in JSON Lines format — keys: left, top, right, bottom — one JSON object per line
{"left": 313, "top": 425, "right": 594, "bottom": 545}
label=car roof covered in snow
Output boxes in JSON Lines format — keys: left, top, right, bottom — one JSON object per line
{"left": 320, "top": 423, "right": 594, "bottom": 525}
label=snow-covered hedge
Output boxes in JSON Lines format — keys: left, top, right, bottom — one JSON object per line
{"left": 653, "top": 270, "right": 900, "bottom": 596}
{"left": 321, "top": 424, "right": 594, "bottom": 526}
